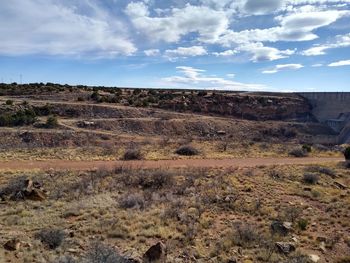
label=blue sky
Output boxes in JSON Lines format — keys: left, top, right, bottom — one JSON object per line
{"left": 0, "top": 0, "right": 350, "bottom": 92}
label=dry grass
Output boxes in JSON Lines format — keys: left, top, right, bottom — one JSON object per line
{"left": 0, "top": 162, "right": 348, "bottom": 262}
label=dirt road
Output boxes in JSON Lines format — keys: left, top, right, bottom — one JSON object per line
{"left": 0, "top": 157, "right": 343, "bottom": 171}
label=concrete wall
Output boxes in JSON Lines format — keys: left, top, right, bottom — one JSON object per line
{"left": 298, "top": 92, "right": 350, "bottom": 122}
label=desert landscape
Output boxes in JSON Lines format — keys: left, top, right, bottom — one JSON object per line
{"left": 0, "top": 83, "right": 349, "bottom": 263}
{"left": 1, "top": 1, "right": 350, "bottom": 262}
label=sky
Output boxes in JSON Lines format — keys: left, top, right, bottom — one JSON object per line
{"left": 0, "top": 0, "right": 350, "bottom": 92}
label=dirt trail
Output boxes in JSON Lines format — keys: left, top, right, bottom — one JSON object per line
{"left": 0, "top": 157, "right": 342, "bottom": 171}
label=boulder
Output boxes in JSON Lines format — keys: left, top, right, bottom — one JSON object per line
{"left": 309, "top": 254, "right": 320, "bottom": 262}
{"left": 271, "top": 221, "right": 292, "bottom": 236}
{"left": 275, "top": 242, "right": 296, "bottom": 254}
{"left": 143, "top": 242, "right": 166, "bottom": 263}
{"left": 217, "top": 130, "right": 226, "bottom": 135}
{"left": 319, "top": 242, "right": 326, "bottom": 253}
{"left": 3, "top": 239, "right": 21, "bottom": 251}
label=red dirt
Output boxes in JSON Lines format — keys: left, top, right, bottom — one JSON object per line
{"left": 0, "top": 157, "right": 343, "bottom": 171}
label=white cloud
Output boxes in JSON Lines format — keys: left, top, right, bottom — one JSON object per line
{"left": 277, "top": 10, "right": 349, "bottom": 41}
{"left": 213, "top": 50, "right": 237, "bottom": 56}
{"left": 215, "top": 10, "right": 350, "bottom": 47}
{"left": 302, "top": 33, "right": 350, "bottom": 55}
{"left": 238, "top": 42, "right": 295, "bottom": 61}
{"left": 244, "top": 0, "right": 286, "bottom": 14}
{"left": 328, "top": 59, "right": 350, "bottom": 66}
{"left": 165, "top": 46, "right": 207, "bottom": 58}
{"left": 312, "top": 63, "right": 324, "bottom": 67}
{"left": 162, "top": 66, "right": 266, "bottom": 90}
{"left": 0, "top": 0, "right": 136, "bottom": 57}
{"left": 262, "top": 63, "right": 304, "bottom": 73}
{"left": 125, "top": 3, "right": 229, "bottom": 43}
{"left": 144, "top": 49, "right": 160, "bottom": 56}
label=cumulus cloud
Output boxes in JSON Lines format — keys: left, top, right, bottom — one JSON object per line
{"left": 212, "top": 50, "right": 237, "bottom": 56}
{"left": 125, "top": 3, "right": 229, "bottom": 43}
{"left": 244, "top": 0, "right": 286, "bottom": 14}
{"left": 302, "top": 33, "right": 350, "bottom": 55}
{"left": 214, "top": 10, "right": 350, "bottom": 47}
{"left": 238, "top": 42, "right": 295, "bottom": 61}
{"left": 162, "top": 66, "right": 266, "bottom": 90}
{"left": 0, "top": 0, "right": 136, "bottom": 57}
{"left": 328, "top": 59, "right": 350, "bottom": 66}
{"left": 165, "top": 46, "right": 207, "bottom": 58}
{"left": 262, "top": 64, "right": 304, "bottom": 73}
{"left": 144, "top": 49, "right": 160, "bottom": 56}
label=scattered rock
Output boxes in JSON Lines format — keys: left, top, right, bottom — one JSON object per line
{"left": 227, "top": 259, "right": 237, "bottom": 263}
{"left": 319, "top": 242, "right": 326, "bottom": 253}
{"left": 217, "top": 130, "right": 226, "bottom": 135}
{"left": 334, "top": 181, "right": 347, "bottom": 190}
{"left": 291, "top": 236, "right": 298, "bottom": 243}
{"left": 271, "top": 221, "right": 292, "bottom": 236}
{"left": 275, "top": 242, "right": 296, "bottom": 254}
{"left": 3, "top": 239, "right": 21, "bottom": 251}
{"left": 143, "top": 242, "right": 166, "bottom": 263}
{"left": 309, "top": 254, "right": 320, "bottom": 262}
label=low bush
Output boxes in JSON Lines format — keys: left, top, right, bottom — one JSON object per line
{"left": 302, "top": 144, "right": 312, "bottom": 153}
{"left": 289, "top": 148, "right": 308, "bottom": 158}
{"left": 5, "top": 99, "right": 13, "bottom": 105}
{"left": 138, "top": 170, "right": 174, "bottom": 189}
{"left": 303, "top": 173, "right": 319, "bottom": 184}
{"left": 46, "top": 115, "right": 58, "bottom": 128}
{"left": 297, "top": 218, "right": 308, "bottom": 231}
{"left": 35, "top": 229, "right": 65, "bottom": 249}
{"left": 84, "top": 242, "right": 130, "bottom": 263}
{"left": 231, "top": 222, "right": 261, "bottom": 248}
{"left": 281, "top": 206, "right": 302, "bottom": 223}
{"left": 119, "top": 193, "right": 145, "bottom": 209}
{"left": 121, "top": 169, "right": 174, "bottom": 190}
{"left": 0, "top": 176, "right": 28, "bottom": 200}
{"left": 305, "top": 166, "right": 336, "bottom": 177}
{"left": 175, "top": 145, "right": 199, "bottom": 156}
{"left": 122, "top": 148, "right": 143, "bottom": 160}
{"left": 344, "top": 147, "right": 350, "bottom": 161}
{"left": 0, "top": 109, "right": 37, "bottom": 126}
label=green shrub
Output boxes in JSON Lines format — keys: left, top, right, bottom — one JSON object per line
{"left": 231, "top": 223, "right": 261, "bottom": 248}
{"left": 344, "top": 147, "right": 350, "bottom": 161}
{"left": 5, "top": 100, "right": 13, "bottom": 105}
{"left": 175, "top": 145, "right": 199, "bottom": 156}
{"left": 289, "top": 148, "right": 308, "bottom": 158}
{"left": 119, "top": 193, "right": 145, "bottom": 209}
{"left": 0, "top": 109, "right": 37, "bottom": 127}
{"left": 302, "top": 144, "right": 312, "bottom": 153}
{"left": 303, "top": 173, "right": 319, "bottom": 184}
{"left": 46, "top": 116, "right": 58, "bottom": 128}
{"left": 35, "top": 229, "right": 65, "bottom": 249}
{"left": 122, "top": 148, "right": 143, "bottom": 160}
{"left": 297, "top": 218, "right": 308, "bottom": 231}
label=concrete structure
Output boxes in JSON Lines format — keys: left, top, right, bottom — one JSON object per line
{"left": 298, "top": 92, "right": 350, "bottom": 122}
{"left": 298, "top": 92, "right": 350, "bottom": 144}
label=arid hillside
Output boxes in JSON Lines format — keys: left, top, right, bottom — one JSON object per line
{"left": 0, "top": 83, "right": 349, "bottom": 263}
